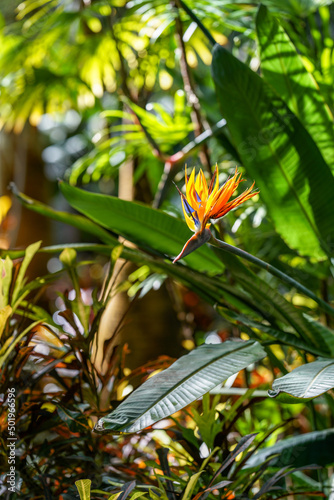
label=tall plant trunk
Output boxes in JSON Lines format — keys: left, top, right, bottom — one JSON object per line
{"left": 91, "top": 158, "right": 135, "bottom": 377}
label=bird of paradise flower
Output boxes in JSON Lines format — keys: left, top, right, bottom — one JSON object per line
{"left": 173, "top": 165, "right": 259, "bottom": 263}
{"left": 171, "top": 165, "right": 334, "bottom": 318}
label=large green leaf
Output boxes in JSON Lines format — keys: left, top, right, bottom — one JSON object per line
{"left": 218, "top": 308, "right": 330, "bottom": 358}
{"left": 211, "top": 44, "right": 334, "bottom": 259}
{"left": 8, "top": 188, "right": 233, "bottom": 306}
{"left": 268, "top": 359, "right": 334, "bottom": 403}
{"left": 212, "top": 248, "right": 330, "bottom": 354}
{"left": 246, "top": 428, "right": 334, "bottom": 468}
{"left": 256, "top": 5, "right": 334, "bottom": 172}
{"left": 59, "top": 181, "right": 224, "bottom": 274}
{"left": 302, "top": 314, "right": 334, "bottom": 356}
{"left": 94, "top": 340, "right": 266, "bottom": 434}
{"left": 10, "top": 183, "right": 116, "bottom": 245}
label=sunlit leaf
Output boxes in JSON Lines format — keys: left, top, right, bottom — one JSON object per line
{"left": 0, "top": 305, "right": 12, "bottom": 340}
{"left": 212, "top": 44, "right": 334, "bottom": 259}
{"left": 256, "top": 5, "right": 334, "bottom": 172}
{"left": 11, "top": 241, "right": 41, "bottom": 305}
{"left": 94, "top": 340, "right": 266, "bottom": 434}
{"left": 269, "top": 359, "right": 334, "bottom": 403}
{"left": 75, "top": 479, "right": 91, "bottom": 500}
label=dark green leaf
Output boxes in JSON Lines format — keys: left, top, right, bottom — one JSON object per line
{"left": 57, "top": 405, "right": 90, "bottom": 432}
{"left": 10, "top": 183, "right": 116, "bottom": 245}
{"left": 219, "top": 308, "right": 330, "bottom": 357}
{"left": 246, "top": 428, "right": 334, "bottom": 468}
{"left": 212, "top": 249, "right": 329, "bottom": 353}
{"left": 212, "top": 44, "right": 334, "bottom": 259}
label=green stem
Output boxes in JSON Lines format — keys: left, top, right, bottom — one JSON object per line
{"left": 178, "top": 0, "right": 216, "bottom": 47}
{"left": 210, "top": 236, "right": 334, "bottom": 317}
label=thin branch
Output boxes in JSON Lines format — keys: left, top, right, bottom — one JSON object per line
{"left": 128, "top": 107, "right": 164, "bottom": 160}
{"left": 153, "top": 119, "right": 227, "bottom": 208}
{"left": 173, "top": 0, "right": 211, "bottom": 171}
{"left": 108, "top": 16, "right": 133, "bottom": 101}
{"left": 179, "top": 0, "right": 216, "bottom": 47}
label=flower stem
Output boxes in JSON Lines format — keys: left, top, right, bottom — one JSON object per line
{"left": 210, "top": 236, "right": 334, "bottom": 317}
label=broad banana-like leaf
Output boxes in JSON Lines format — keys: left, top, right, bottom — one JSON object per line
{"left": 246, "top": 428, "right": 334, "bottom": 468}
{"left": 219, "top": 308, "right": 330, "bottom": 357}
{"left": 59, "top": 181, "right": 224, "bottom": 274}
{"left": 256, "top": 5, "right": 334, "bottom": 172}
{"left": 10, "top": 183, "right": 116, "bottom": 245}
{"left": 213, "top": 250, "right": 330, "bottom": 354}
{"left": 212, "top": 44, "right": 334, "bottom": 259}
{"left": 268, "top": 359, "right": 334, "bottom": 403}
{"left": 94, "top": 340, "right": 266, "bottom": 434}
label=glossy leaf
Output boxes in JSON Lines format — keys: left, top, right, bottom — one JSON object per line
{"left": 268, "top": 359, "right": 334, "bottom": 403}
{"left": 246, "top": 428, "right": 334, "bottom": 468}
{"left": 59, "top": 181, "right": 225, "bottom": 274}
{"left": 94, "top": 340, "right": 266, "bottom": 434}
{"left": 75, "top": 479, "right": 91, "bottom": 500}
{"left": 256, "top": 5, "right": 334, "bottom": 172}
{"left": 212, "top": 44, "right": 334, "bottom": 259}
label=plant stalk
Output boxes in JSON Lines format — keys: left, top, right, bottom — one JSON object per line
{"left": 210, "top": 236, "right": 334, "bottom": 317}
{"left": 178, "top": 0, "right": 216, "bottom": 46}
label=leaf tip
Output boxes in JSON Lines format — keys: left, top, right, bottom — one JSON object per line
{"left": 94, "top": 418, "right": 106, "bottom": 434}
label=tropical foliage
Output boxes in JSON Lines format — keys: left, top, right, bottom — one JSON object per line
{"left": 1, "top": 0, "right": 334, "bottom": 498}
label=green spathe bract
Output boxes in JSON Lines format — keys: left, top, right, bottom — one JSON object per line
{"left": 94, "top": 340, "right": 266, "bottom": 434}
